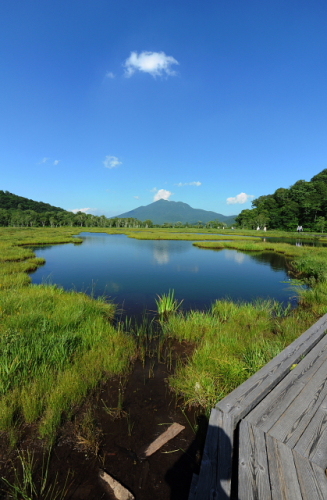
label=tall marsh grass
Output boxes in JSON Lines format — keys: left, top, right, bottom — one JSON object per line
{"left": 155, "top": 289, "right": 184, "bottom": 319}
{"left": 0, "top": 228, "right": 136, "bottom": 445}
{"left": 0, "top": 284, "right": 134, "bottom": 442}
{"left": 1, "top": 448, "right": 71, "bottom": 500}
{"left": 162, "top": 298, "right": 319, "bottom": 409}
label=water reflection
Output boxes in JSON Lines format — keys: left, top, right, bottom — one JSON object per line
{"left": 153, "top": 242, "right": 171, "bottom": 265}
{"left": 248, "top": 252, "right": 291, "bottom": 272}
{"left": 264, "top": 236, "right": 327, "bottom": 247}
{"left": 30, "top": 233, "right": 296, "bottom": 319}
{"left": 224, "top": 250, "right": 246, "bottom": 264}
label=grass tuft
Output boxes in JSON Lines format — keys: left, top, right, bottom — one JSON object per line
{"left": 155, "top": 289, "right": 183, "bottom": 320}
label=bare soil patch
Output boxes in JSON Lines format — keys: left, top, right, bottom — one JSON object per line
{"left": 1, "top": 341, "right": 207, "bottom": 500}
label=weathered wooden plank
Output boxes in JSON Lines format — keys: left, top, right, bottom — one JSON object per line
{"left": 270, "top": 360, "right": 327, "bottom": 448}
{"left": 216, "top": 412, "right": 235, "bottom": 499}
{"left": 311, "top": 461, "right": 327, "bottom": 498}
{"left": 294, "top": 393, "right": 327, "bottom": 468}
{"left": 193, "top": 315, "right": 327, "bottom": 500}
{"left": 266, "top": 434, "right": 286, "bottom": 500}
{"left": 273, "top": 439, "right": 303, "bottom": 500}
{"left": 244, "top": 336, "right": 327, "bottom": 434}
{"left": 139, "top": 422, "right": 185, "bottom": 458}
{"left": 238, "top": 420, "right": 271, "bottom": 500}
{"left": 192, "top": 407, "right": 222, "bottom": 500}
{"left": 266, "top": 434, "right": 303, "bottom": 500}
{"left": 217, "top": 314, "right": 327, "bottom": 422}
{"left": 293, "top": 449, "right": 325, "bottom": 500}
{"left": 212, "top": 315, "right": 327, "bottom": 499}
{"left": 99, "top": 471, "right": 135, "bottom": 500}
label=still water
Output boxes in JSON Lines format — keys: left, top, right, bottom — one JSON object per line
{"left": 30, "top": 233, "right": 296, "bottom": 319}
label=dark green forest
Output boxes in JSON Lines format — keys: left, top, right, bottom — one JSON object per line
{"left": 235, "top": 169, "right": 327, "bottom": 232}
{"left": 0, "top": 190, "right": 65, "bottom": 213}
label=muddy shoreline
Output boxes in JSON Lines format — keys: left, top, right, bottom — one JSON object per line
{"left": 0, "top": 341, "right": 207, "bottom": 500}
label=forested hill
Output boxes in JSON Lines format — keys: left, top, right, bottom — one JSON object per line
{"left": 0, "top": 190, "right": 66, "bottom": 213}
{"left": 236, "top": 169, "right": 327, "bottom": 231}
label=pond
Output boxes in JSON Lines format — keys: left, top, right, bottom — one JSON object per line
{"left": 30, "top": 232, "right": 297, "bottom": 320}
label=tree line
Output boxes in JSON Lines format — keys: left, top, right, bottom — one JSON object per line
{"left": 0, "top": 208, "right": 228, "bottom": 229}
{"left": 0, "top": 190, "right": 227, "bottom": 229}
{"left": 235, "top": 169, "right": 327, "bottom": 232}
{"left": 0, "top": 208, "right": 152, "bottom": 228}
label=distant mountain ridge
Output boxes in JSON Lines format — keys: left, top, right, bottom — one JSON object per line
{"left": 115, "top": 199, "right": 236, "bottom": 225}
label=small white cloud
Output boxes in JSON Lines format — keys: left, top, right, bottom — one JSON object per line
{"left": 103, "top": 156, "right": 122, "bottom": 169}
{"left": 154, "top": 189, "right": 173, "bottom": 201}
{"left": 226, "top": 192, "right": 254, "bottom": 205}
{"left": 175, "top": 181, "right": 202, "bottom": 187}
{"left": 39, "top": 157, "right": 49, "bottom": 164}
{"left": 71, "top": 208, "right": 93, "bottom": 214}
{"left": 106, "top": 71, "right": 115, "bottom": 79}
{"left": 134, "top": 196, "right": 139, "bottom": 199}
{"left": 53, "top": 160, "right": 60, "bottom": 166}
{"left": 150, "top": 187, "right": 158, "bottom": 193}
{"left": 124, "top": 51, "right": 179, "bottom": 78}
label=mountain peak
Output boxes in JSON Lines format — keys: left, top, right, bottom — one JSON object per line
{"left": 114, "top": 200, "right": 236, "bottom": 225}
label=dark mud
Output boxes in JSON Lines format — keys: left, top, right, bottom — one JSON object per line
{"left": 0, "top": 341, "right": 207, "bottom": 500}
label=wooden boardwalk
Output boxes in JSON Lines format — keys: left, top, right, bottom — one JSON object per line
{"left": 189, "top": 313, "right": 327, "bottom": 500}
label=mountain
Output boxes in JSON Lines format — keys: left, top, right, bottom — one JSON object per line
{"left": 0, "top": 190, "right": 66, "bottom": 213}
{"left": 114, "top": 199, "right": 237, "bottom": 225}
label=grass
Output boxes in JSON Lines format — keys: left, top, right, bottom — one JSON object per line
{"left": 161, "top": 298, "right": 319, "bottom": 409}
{"left": 0, "top": 284, "right": 135, "bottom": 443}
{"left": 155, "top": 289, "right": 184, "bottom": 319}
{"left": 126, "top": 230, "right": 259, "bottom": 241}
{"left": 1, "top": 448, "right": 72, "bottom": 500}
{"left": 3, "top": 221, "right": 327, "bottom": 497}
{"left": 1, "top": 225, "right": 327, "bottom": 435}
{"left": 160, "top": 238, "right": 327, "bottom": 410}
{"left": 0, "top": 228, "right": 136, "bottom": 446}
{"left": 73, "top": 406, "right": 102, "bottom": 456}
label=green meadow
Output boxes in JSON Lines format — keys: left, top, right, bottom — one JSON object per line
{"left": 1, "top": 226, "right": 327, "bottom": 446}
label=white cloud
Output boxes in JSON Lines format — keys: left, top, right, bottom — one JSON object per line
{"left": 124, "top": 51, "right": 179, "bottom": 78}
{"left": 226, "top": 192, "right": 254, "bottom": 205}
{"left": 103, "top": 156, "right": 122, "bottom": 169}
{"left": 106, "top": 71, "right": 115, "bottom": 79}
{"left": 154, "top": 189, "right": 173, "bottom": 201}
{"left": 175, "top": 181, "right": 202, "bottom": 187}
{"left": 134, "top": 196, "right": 139, "bottom": 199}
{"left": 150, "top": 187, "right": 158, "bottom": 192}
{"left": 39, "top": 157, "right": 49, "bottom": 164}
{"left": 71, "top": 208, "right": 93, "bottom": 214}
{"left": 53, "top": 160, "right": 60, "bottom": 166}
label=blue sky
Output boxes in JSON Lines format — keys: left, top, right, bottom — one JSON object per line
{"left": 1, "top": 0, "right": 327, "bottom": 217}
